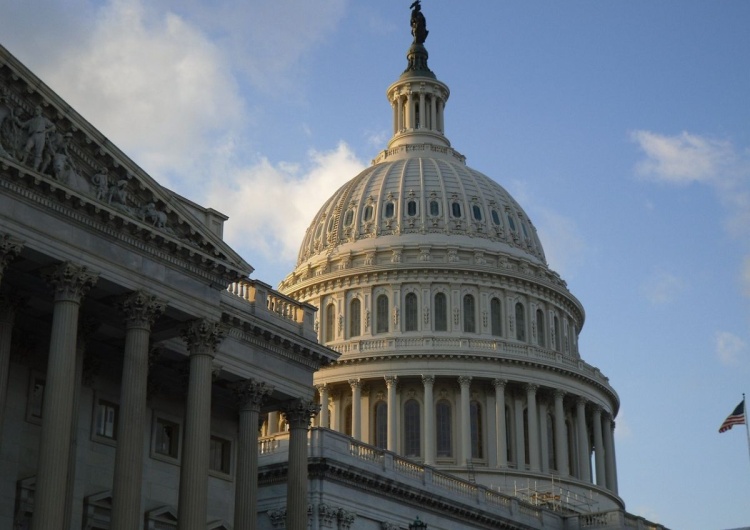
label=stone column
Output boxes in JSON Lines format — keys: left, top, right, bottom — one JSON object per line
{"left": 513, "top": 393, "right": 525, "bottom": 469}
{"left": 553, "top": 390, "right": 569, "bottom": 476}
{"left": 458, "top": 376, "right": 472, "bottom": 465}
{"left": 349, "top": 379, "right": 361, "bottom": 440}
{"left": 397, "top": 96, "right": 404, "bottom": 132}
{"left": 604, "top": 417, "right": 618, "bottom": 493}
{"left": 575, "top": 397, "right": 591, "bottom": 482}
{"left": 385, "top": 376, "right": 398, "bottom": 451}
{"left": 315, "top": 384, "right": 329, "bottom": 428}
{"left": 422, "top": 375, "right": 435, "bottom": 465}
{"left": 418, "top": 92, "right": 426, "bottom": 128}
{"left": 526, "top": 384, "right": 540, "bottom": 472}
{"left": 282, "top": 399, "right": 319, "bottom": 530}
{"left": 32, "top": 263, "right": 98, "bottom": 530}
{"left": 493, "top": 379, "right": 507, "bottom": 468}
{"left": 592, "top": 406, "right": 606, "bottom": 487}
{"left": 111, "top": 292, "right": 165, "bottom": 530}
{"left": 405, "top": 93, "right": 414, "bottom": 129}
{"left": 177, "top": 319, "right": 225, "bottom": 530}
{"left": 234, "top": 379, "right": 273, "bottom": 530}
{"left": 0, "top": 235, "right": 23, "bottom": 441}
{"left": 430, "top": 94, "right": 437, "bottom": 131}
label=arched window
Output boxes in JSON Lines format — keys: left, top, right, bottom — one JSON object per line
{"left": 429, "top": 200, "right": 440, "bottom": 216}
{"left": 374, "top": 401, "right": 387, "bottom": 449}
{"left": 470, "top": 400, "right": 483, "bottom": 459}
{"left": 463, "top": 294, "right": 476, "bottom": 333}
{"left": 325, "top": 303, "right": 335, "bottom": 343}
{"left": 344, "top": 404, "right": 352, "bottom": 436}
{"left": 547, "top": 413, "right": 556, "bottom": 471}
{"left": 404, "top": 399, "right": 421, "bottom": 457}
{"left": 536, "top": 309, "right": 545, "bottom": 347}
{"left": 406, "top": 200, "right": 417, "bottom": 216}
{"left": 472, "top": 205, "right": 482, "bottom": 221}
{"left": 515, "top": 302, "right": 526, "bottom": 342}
{"left": 436, "top": 400, "right": 452, "bottom": 457}
{"left": 405, "top": 292, "right": 418, "bottom": 332}
{"left": 554, "top": 316, "right": 561, "bottom": 351}
{"left": 452, "top": 202, "right": 462, "bottom": 218}
{"left": 490, "top": 297, "right": 502, "bottom": 337}
{"left": 349, "top": 298, "right": 361, "bottom": 337}
{"left": 384, "top": 202, "right": 395, "bottom": 219}
{"left": 434, "top": 292, "right": 447, "bottom": 331}
{"left": 376, "top": 294, "right": 389, "bottom": 334}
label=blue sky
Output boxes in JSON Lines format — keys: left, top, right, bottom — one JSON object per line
{"left": 3, "top": 1, "right": 750, "bottom": 528}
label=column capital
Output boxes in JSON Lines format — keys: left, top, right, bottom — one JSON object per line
{"left": 384, "top": 375, "right": 398, "bottom": 388}
{"left": 576, "top": 396, "right": 588, "bottom": 407}
{"left": 233, "top": 379, "right": 274, "bottom": 412}
{"left": 458, "top": 375, "right": 472, "bottom": 387}
{"left": 553, "top": 389, "right": 567, "bottom": 400}
{"left": 592, "top": 404, "right": 603, "bottom": 415}
{"left": 492, "top": 378, "right": 507, "bottom": 389}
{"left": 348, "top": 378, "right": 361, "bottom": 390}
{"left": 422, "top": 374, "right": 435, "bottom": 386}
{"left": 315, "top": 383, "right": 328, "bottom": 394}
{"left": 180, "top": 318, "right": 225, "bottom": 357}
{"left": 120, "top": 290, "right": 166, "bottom": 330}
{"left": 0, "top": 233, "right": 24, "bottom": 277}
{"left": 44, "top": 261, "right": 99, "bottom": 302}
{"left": 525, "top": 383, "right": 539, "bottom": 394}
{"left": 282, "top": 398, "right": 320, "bottom": 429}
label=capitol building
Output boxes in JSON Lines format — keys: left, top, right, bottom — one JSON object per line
{"left": 0, "top": 4, "right": 667, "bottom": 530}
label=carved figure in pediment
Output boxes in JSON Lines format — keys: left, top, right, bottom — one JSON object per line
{"left": 108, "top": 178, "right": 129, "bottom": 206}
{"left": 19, "top": 106, "right": 55, "bottom": 170}
{"left": 141, "top": 202, "right": 167, "bottom": 228}
{"left": 0, "top": 90, "right": 21, "bottom": 159}
{"left": 91, "top": 168, "right": 110, "bottom": 200}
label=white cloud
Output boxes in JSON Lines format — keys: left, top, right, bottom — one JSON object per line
{"left": 639, "top": 270, "right": 685, "bottom": 305}
{"left": 207, "top": 142, "right": 365, "bottom": 266}
{"left": 715, "top": 331, "right": 747, "bottom": 367}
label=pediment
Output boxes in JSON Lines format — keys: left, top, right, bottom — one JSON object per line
{"left": 0, "top": 45, "right": 252, "bottom": 284}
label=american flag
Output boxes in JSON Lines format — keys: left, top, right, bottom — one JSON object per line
{"left": 719, "top": 399, "right": 746, "bottom": 433}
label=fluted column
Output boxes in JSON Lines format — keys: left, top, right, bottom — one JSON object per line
{"left": 418, "top": 92, "right": 426, "bottom": 128}
{"left": 406, "top": 93, "right": 414, "bottom": 129}
{"left": 430, "top": 95, "right": 437, "bottom": 131}
{"left": 604, "top": 417, "right": 618, "bottom": 493}
{"left": 422, "top": 375, "right": 435, "bottom": 465}
{"left": 32, "top": 263, "right": 98, "bottom": 530}
{"left": 576, "top": 397, "right": 591, "bottom": 482}
{"left": 592, "top": 406, "right": 606, "bottom": 487}
{"left": 513, "top": 393, "right": 525, "bottom": 469}
{"left": 178, "top": 319, "right": 225, "bottom": 530}
{"left": 234, "top": 379, "right": 273, "bottom": 530}
{"left": 315, "top": 384, "right": 329, "bottom": 428}
{"left": 397, "top": 96, "right": 404, "bottom": 132}
{"left": 282, "top": 399, "right": 319, "bottom": 530}
{"left": 553, "top": 390, "right": 569, "bottom": 476}
{"left": 349, "top": 379, "right": 361, "bottom": 440}
{"left": 493, "top": 379, "right": 507, "bottom": 468}
{"left": 526, "top": 384, "right": 540, "bottom": 472}
{"left": 385, "top": 376, "right": 398, "bottom": 451}
{"left": 458, "top": 376, "right": 472, "bottom": 465}
{"left": 111, "top": 292, "right": 165, "bottom": 530}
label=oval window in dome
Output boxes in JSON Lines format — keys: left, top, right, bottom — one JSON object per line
{"left": 521, "top": 221, "right": 529, "bottom": 238}
{"left": 491, "top": 209, "right": 501, "bottom": 226}
{"left": 452, "top": 202, "right": 462, "bottom": 218}
{"left": 327, "top": 216, "right": 336, "bottom": 233}
{"left": 315, "top": 222, "right": 324, "bottom": 239}
{"left": 384, "top": 202, "right": 395, "bottom": 219}
{"left": 507, "top": 214, "right": 516, "bottom": 232}
{"left": 343, "top": 209, "right": 354, "bottom": 227}
{"left": 363, "top": 205, "right": 373, "bottom": 222}
{"left": 407, "top": 200, "right": 417, "bottom": 217}
{"left": 430, "top": 200, "right": 440, "bottom": 216}
{"left": 472, "top": 205, "right": 482, "bottom": 221}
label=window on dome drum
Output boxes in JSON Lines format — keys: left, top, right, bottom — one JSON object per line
{"left": 470, "top": 400, "right": 483, "bottom": 459}
{"left": 404, "top": 399, "right": 421, "bottom": 457}
{"left": 209, "top": 436, "right": 232, "bottom": 476}
{"left": 491, "top": 209, "right": 501, "bottom": 226}
{"left": 406, "top": 200, "right": 417, "bottom": 216}
{"left": 429, "top": 200, "right": 440, "bottom": 216}
{"left": 384, "top": 201, "right": 395, "bottom": 219}
{"left": 472, "top": 204, "right": 482, "bottom": 221}
{"left": 344, "top": 404, "right": 352, "bottom": 436}
{"left": 451, "top": 202, "right": 462, "bottom": 218}
{"left": 374, "top": 401, "right": 387, "bottom": 449}
{"left": 547, "top": 413, "right": 557, "bottom": 471}
{"left": 434, "top": 292, "right": 447, "bottom": 331}
{"left": 436, "top": 400, "right": 452, "bottom": 457}
{"left": 405, "top": 293, "right": 418, "bottom": 331}
{"left": 463, "top": 294, "right": 476, "bottom": 333}
{"left": 490, "top": 297, "right": 502, "bottom": 337}
{"left": 376, "top": 294, "right": 389, "bottom": 334}
{"left": 363, "top": 205, "right": 374, "bottom": 222}
{"left": 536, "top": 309, "right": 545, "bottom": 347}
{"left": 515, "top": 302, "right": 526, "bottom": 342}
{"left": 343, "top": 209, "right": 354, "bottom": 227}
{"left": 554, "top": 316, "right": 561, "bottom": 351}
{"left": 349, "top": 298, "right": 361, "bottom": 337}
{"left": 325, "top": 303, "right": 335, "bottom": 343}
{"left": 94, "top": 399, "right": 118, "bottom": 441}
{"left": 507, "top": 214, "right": 516, "bottom": 232}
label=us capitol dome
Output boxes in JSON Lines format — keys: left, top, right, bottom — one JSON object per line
{"left": 278, "top": 4, "right": 621, "bottom": 511}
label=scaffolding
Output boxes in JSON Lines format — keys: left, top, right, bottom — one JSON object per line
{"left": 493, "top": 476, "right": 598, "bottom": 514}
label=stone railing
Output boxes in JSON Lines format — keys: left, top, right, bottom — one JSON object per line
{"left": 225, "top": 279, "right": 317, "bottom": 339}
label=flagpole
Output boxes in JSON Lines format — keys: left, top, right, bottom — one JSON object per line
{"left": 744, "top": 394, "right": 750, "bottom": 466}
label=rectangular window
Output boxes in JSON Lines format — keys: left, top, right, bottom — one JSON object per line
{"left": 209, "top": 436, "right": 232, "bottom": 475}
{"left": 94, "top": 399, "right": 118, "bottom": 441}
{"left": 26, "top": 374, "right": 45, "bottom": 424}
{"left": 153, "top": 416, "right": 180, "bottom": 460}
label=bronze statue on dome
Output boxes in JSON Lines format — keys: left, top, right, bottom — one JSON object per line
{"left": 410, "top": 0, "right": 428, "bottom": 45}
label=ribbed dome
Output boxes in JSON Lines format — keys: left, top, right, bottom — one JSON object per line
{"left": 295, "top": 150, "right": 547, "bottom": 268}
